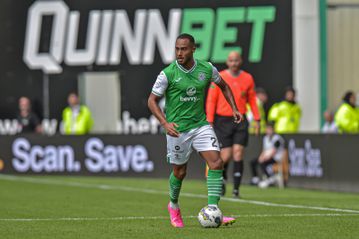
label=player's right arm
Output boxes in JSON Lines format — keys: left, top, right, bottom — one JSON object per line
{"left": 148, "top": 71, "right": 179, "bottom": 137}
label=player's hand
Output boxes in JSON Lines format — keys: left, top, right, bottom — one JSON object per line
{"left": 163, "top": 122, "right": 180, "bottom": 137}
{"left": 233, "top": 110, "right": 243, "bottom": 124}
{"left": 254, "top": 121, "right": 260, "bottom": 136}
{"left": 209, "top": 122, "right": 214, "bottom": 127}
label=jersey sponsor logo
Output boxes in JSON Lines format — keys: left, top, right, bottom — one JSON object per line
{"left": 180, "top": 86, "right": 198, "bottom": 102}
{"left": 179, "top": 96, "right": 198, "bottom": 102}
{"left": 198, "top": 72, "right": 206, "bottom": 81}
{"left": 23, "top": 1, "right": 276, "bottom": 73}
{"left": 186, "top": 86, "right": 196, "bottom": 96}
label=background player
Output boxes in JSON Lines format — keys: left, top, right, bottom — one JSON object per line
{"left": 206, "top": 51, "right": 260, "bottom": 198}
{"left": 148, "top": 34, "right": 242, "bottom": 228}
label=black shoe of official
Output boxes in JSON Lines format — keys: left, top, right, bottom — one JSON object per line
{"left": 221, "top": 181, "right": 226, "bottom": 196}
{"left": 233, "top": 189, "right": 240, "bottom": 199}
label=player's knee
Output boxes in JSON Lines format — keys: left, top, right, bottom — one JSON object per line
{"left": 174, "top": 168, "right": 187, "bottom": 180}
{"left": 233, "top": 150, "right": 243, "bottom": 161}
{"left": 177, "top": 171, "right": 186, "bottom": 180}
{"left": 210, "top": 157, "right": 223, "bottom": 170}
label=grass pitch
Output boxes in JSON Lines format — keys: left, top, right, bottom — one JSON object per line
{"left": 0, "top": 175, "right": 358, "bottom": 239}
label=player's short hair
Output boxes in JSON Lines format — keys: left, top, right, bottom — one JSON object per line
{"left": 176, "top": 33, "right": 195, "bottom": 45}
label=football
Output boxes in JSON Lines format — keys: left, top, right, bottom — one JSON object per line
{"left": 197, "top": 205, "right": 223, "bottom": 228}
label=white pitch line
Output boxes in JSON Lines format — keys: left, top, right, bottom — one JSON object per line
{"left": 1, "top": 174, "right": 359, "bottom": 214}
{"left": 1, "top": 213, "right": 359, "bottom": 222}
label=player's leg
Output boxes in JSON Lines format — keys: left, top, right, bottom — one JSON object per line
{"left": 166, "top": 133, "right": 191, "bottom": 228}
{"left": 167, "top": 163, "right": 187, "bottom": 227}
{"left": 170, "top": 164, "right": 187, "bottom": 209}
{"left": 213, "top": 116, "right": 234, "bottom": 196}
{"left": 219, "top": 147, "right": 232, "bottom": 196}
{"left": 193, "top": 125, "right": 236, "bottom": 226}
{"left": 200, "top": 150, "right": 223, "bottom": 205}
{"left": 260, "top": 158, "right": 276, "bottom": 178}
{"left": 258, "top": 158, "right": 277, "bottom": 188}
{"left": 232, "top": 144, "right": 245, "bottom": 197}
{"left": 220, "top": 147, "right": 232, "bottom": 177}
{"left": 232, "top": 117, "right": 249, "bottom": 198}
{"left": 200, "top": 150, "right": 236, "bottom": 225}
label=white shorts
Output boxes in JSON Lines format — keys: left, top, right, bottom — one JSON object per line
{"left": 166, "top": 125, "right": 220, "bottom": 165}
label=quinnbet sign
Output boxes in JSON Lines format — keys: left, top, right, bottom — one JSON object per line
{"left": 0, "top": 0, "right": 291, "bottom": 121}
{"left": 24, "top": 1, "right": 277, "bottom": 73}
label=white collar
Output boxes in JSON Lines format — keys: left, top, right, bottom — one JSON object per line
{"left": 176, "top": 60, "right": 197, "bottom": 73}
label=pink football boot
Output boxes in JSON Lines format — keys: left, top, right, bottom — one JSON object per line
{"left": 222, "top": 216, "right": 236, "bottom": 226}
{"left": 167, "top": 203, "right": 184, "bottom": 228}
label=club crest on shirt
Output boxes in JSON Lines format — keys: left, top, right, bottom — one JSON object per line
{"left": 198, "top": 72, "right": 206, "bottom": 81}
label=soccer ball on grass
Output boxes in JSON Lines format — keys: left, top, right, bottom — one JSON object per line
{"left": 197, "top": 205, "right": 223, "bottom": 228}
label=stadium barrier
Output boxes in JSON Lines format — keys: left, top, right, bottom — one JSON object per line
{"left": 0, "top": 134, "right": 358, "bottom": 192}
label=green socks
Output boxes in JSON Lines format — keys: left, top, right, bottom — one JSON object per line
{"left": 207, "top": 169, "right": 223, "bottom": 205}
{"left": 169, "top": 169, "right": 223, "bottom": 206}
{"left": 169, "top": 172, "right": 182, "bottom": 204}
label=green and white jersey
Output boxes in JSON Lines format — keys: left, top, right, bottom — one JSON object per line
{"left": 152, "top": 59, "right": 221, "bottom": 132}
